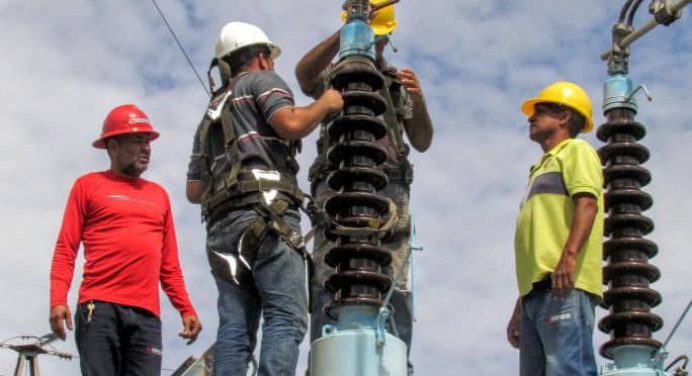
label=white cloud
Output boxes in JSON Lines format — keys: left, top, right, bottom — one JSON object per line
{"left": 1, "top": 0, "right": 690, "bottom": 375}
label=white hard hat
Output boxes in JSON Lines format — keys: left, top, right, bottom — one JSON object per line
{"left": 215, "top": 21, "right": 281, "bottom": 60}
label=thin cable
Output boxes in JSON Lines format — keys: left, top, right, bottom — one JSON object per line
{"left": 662, "top": 299, "right": 692, "bottom": 348}
{"left": 627, "top": 0, "right": 645, "bottom": 26}
{"left": 619, "top": 0, "right": 635, "bottom": 23}
{"left": 149, "top": 0, "right": 210, "bottom": 97}
{"left": 665, "top": 355, "right": 689, "bottom": 372}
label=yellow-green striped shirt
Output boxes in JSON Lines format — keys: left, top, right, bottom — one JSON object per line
{"left": 514, "top": 138, "right": 604, "bottom": 298}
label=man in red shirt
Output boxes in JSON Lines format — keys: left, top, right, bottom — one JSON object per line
{"left": 49, "top": 104, "right": 202, "bottom": 376}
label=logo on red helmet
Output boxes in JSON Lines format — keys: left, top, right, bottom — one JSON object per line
{"left": 129, "top": 117, "right": 150, "bottom": 125}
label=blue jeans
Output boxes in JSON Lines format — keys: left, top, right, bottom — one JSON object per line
{"left": 207, "top": 208, "right": 308, "bottom": 376}
{"left": 520, "top": 288, "right": 598, "bottom": 376}
{"left": 74, "top": 301, "right": 162, "bottom": 376}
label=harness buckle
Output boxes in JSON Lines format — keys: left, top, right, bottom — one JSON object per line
{"left": 251, "top": 169, "right": 280, "bottom": 205}
{"left": 287, "top": 231, "right": 305, "bottom": 250}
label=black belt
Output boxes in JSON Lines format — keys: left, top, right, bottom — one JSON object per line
{"left": 206, "top": 191, "right": 299, "bottom": 230}
{"left": 532, "top": 277, "right": 552, "bottom": 292}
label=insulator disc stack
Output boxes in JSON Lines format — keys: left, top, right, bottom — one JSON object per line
{"left": 323, "top": 56, "right": 394, "bottom": 316}
{"left": 597, "top": 107, "right": 663, "bottom": 359}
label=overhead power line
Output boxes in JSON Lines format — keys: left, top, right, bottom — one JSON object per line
{"left": 150, "top": 0, "right": 210, "bottom": 97}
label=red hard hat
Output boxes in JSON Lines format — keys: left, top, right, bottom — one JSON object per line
{"left": 92, "top": 104, "right": 160, "bottom": 149}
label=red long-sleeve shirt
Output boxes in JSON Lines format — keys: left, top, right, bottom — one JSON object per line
{"left": 50, "top": 171, "right": 196, "bottom": 318}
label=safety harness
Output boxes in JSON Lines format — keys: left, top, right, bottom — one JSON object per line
{"left": 192, "top": 72, "right": 312, "bottom": 288}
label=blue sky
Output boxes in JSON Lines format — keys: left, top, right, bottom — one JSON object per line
{"left": 0, "top": 1, "right": 690, "bottom": 375}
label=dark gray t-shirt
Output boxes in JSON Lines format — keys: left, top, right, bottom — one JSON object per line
{"left": 187, "top": 71, "right": 296, "bottom": 181}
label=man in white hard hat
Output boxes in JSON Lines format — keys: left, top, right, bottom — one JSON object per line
{"left": 186, "top": 22, "right": 343, "bottom": 375}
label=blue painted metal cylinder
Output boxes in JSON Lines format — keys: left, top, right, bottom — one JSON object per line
{"left": 600, "top": 345, "right": 667, "bottom": 376}
{"left": 339, "top": 19, "right": 376, "bottom": 61}
{"left": 603, "top": 75, "right": 638, "bottom": 113}
{"left": 310, "top": 320, "right": 407, "bottom": 376}
{"left": 311, "top": 306, "right": 407, "bottom": 375}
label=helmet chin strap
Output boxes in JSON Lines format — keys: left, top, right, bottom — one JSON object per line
{"left": 208, "top": 57, "right": 232, "bottom": 90}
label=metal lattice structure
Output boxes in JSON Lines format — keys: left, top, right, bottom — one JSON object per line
{"left": 0, "top": 334, "right": 72, "bottom": 376}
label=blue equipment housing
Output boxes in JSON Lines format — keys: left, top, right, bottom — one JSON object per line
{"left": 310, "top": 306, "right": 408, "bottom": 375}
{"left": 339, "top": 18, "right": 377, "bottom": 61}
{"left": 601, "top": 345, "right": 668, "bottom": 376}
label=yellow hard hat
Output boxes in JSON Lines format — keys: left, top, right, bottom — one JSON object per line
{"left": 521, "top": 81, "right": 594, "bottom": 133}
{"left": 341, "top": 0, "right": 398, "bottom": 36}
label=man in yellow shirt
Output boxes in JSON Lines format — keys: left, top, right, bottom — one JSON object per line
{"left": 506, "top": 81, "right": 604, "bottom": 376}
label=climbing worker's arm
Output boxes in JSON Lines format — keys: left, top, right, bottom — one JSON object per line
{"left": 399, "top": 68, "right": 433, "bottom": 152}
{"left": 295, "top": 30, "right": 341, "bottom": 97}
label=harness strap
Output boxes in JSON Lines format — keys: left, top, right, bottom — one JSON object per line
{"left": 199, "top": 75, "right": 242, "bottom": 217}
{"left": 380, "top": 76, "right": 414, "bottom": 184}
{"left": 237, "top": 179, "right": 304, "bottom": 201}
{"left": 238, "top": 199, "right": 315, "bottom": 310}
{"left": 219, "top": 75, "right": 243, "bottom": 198}
{"left": 381, "top": 74, "right": 408, "bottom": 160}
{"left": 204, "top": 174, "right": 304, "bottom": 220}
